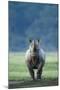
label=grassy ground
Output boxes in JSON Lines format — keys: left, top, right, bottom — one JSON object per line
{"left": 8, "top": 52, "right": 58, "bottom": 88}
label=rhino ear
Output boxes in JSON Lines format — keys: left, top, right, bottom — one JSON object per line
{"left": 29, "top": 39, "right": 32, "bottom": 43}
{"left": 37, "top": 39, "right": 40, "bottom": 43}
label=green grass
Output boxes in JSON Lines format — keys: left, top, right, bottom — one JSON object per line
{"left": 8, "top": 52, "right": 58, "bottom": 80}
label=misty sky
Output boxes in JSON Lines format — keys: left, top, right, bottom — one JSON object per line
{"left": 9, "top": 1, "right": 58, "bottom": 51}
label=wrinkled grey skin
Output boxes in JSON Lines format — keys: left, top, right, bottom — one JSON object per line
{"left": 25, "top": 40, "right": 45, "bottom": 80}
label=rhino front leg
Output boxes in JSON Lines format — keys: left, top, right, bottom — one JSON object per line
{"left": 26, "top": 60, "right": 35, "bottom": 80}
{"left": 37, "top": 60, "right": 45, "bottom": 79}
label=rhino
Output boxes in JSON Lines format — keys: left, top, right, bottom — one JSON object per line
{"left": 25, "top": 39, "right": 45, "bottom": 80}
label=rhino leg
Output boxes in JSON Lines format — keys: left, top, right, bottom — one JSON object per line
{"left": 26, "top": 60, "right": 35, "bottom": 80}
{"left": 37, "top": 60, "right": 45, "bottom": 79}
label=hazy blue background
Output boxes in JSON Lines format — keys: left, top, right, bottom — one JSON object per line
{"left": 9, "top": 1, "right": 58, "bottom": 52}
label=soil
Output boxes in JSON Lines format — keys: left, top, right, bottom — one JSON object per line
{"left": 8, "top": 78, "right": 58, "bottom": 89}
